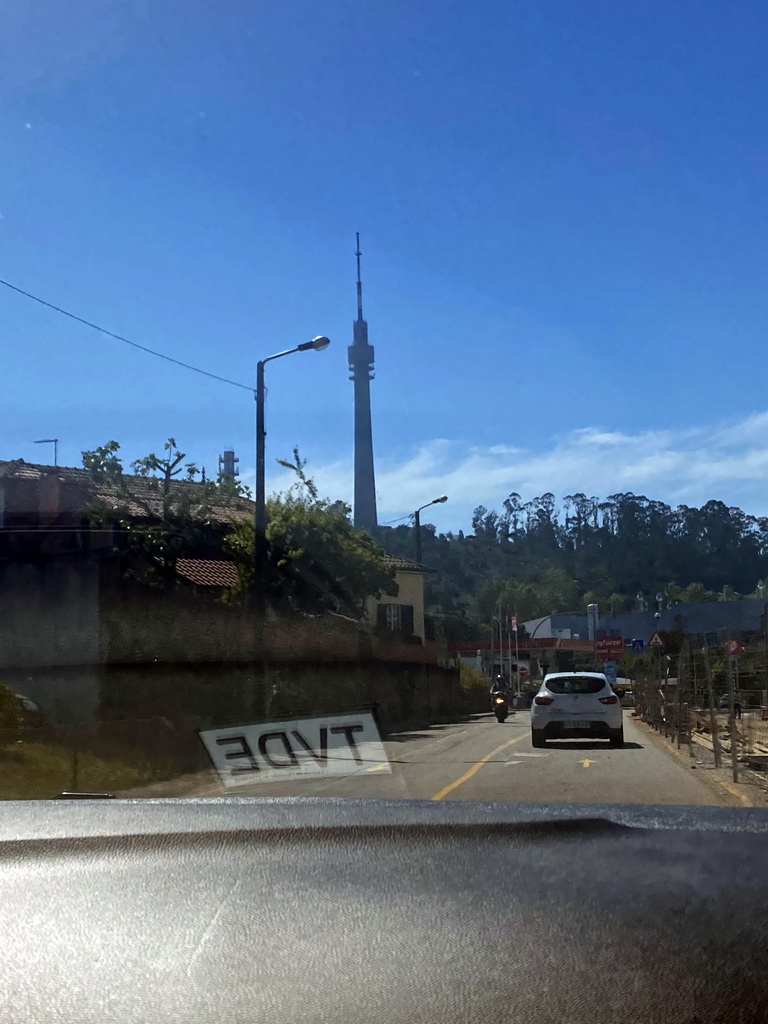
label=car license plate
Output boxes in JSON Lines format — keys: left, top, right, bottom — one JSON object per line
{"left": 562, "top": 721, "right": 582, "bottom": 730}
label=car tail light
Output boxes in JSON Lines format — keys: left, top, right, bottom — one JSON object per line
{"left": 534, "top": 695, "right": 554, "bottom": 706}
{"left": 599, "top": 695, "right": 619, "bottom": 705}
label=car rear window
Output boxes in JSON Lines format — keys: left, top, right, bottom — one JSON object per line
{"left": 545, "top": 676, "right": 606, "bottom": 694}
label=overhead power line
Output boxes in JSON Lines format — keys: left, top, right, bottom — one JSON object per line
{"left": 0, "top": 278, "right": 255, "bottom": 393}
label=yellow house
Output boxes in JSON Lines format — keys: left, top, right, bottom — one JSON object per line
{"left": 365, "top": 554, "right": 427, "bottom": 644}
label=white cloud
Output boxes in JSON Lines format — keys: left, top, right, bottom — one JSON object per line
{"left": 251, "top": 409, "right": 768, "bottom": 531}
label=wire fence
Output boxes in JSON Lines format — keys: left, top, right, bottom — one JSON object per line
{"left": 633, "top": 635, "right": 768, "bottom": 783}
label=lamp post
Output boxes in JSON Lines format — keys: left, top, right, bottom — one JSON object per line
{"left": 413, "top": 495, "right": 447, "bottom": 564}
{"left": 254, "top": 336, "right": 330, "bottom": 611}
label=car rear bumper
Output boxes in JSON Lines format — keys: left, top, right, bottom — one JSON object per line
{"left": 536, "top": 720, "right": 617, "bottom": 739}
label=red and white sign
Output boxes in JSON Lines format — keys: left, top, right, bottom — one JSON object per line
{"left": 648, "top": 631, "right": 664, "bottom": 648}
{"left": 595, "top": 637, "right": 625, "bottom": 659}
{"left": 724, "top": 638, "right": 744, "bottom": 657}
{"left": 518, "top": 666, "right": 529, "bottom": 677}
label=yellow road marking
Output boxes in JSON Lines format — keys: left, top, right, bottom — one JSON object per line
{"left": 579, "top": 758, "right": 595, "bottom": 768}
{"left": 431, "top": 733, "right": 527, "bottom": 801}
{"left": 366, "top": 763, "right": 389, "bottom": 773}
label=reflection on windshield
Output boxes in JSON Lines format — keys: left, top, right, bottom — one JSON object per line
{"left": 0, "top": 445, "right": 765, "bottom": 810}
{"left": 3, "top": 2, "right": 768, "bottom": 817}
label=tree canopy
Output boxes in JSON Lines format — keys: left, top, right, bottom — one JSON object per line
{"left": 375, "top": 490, "right": 768, "bottom": 639}
{"left": 224, "top": 448, "right": 396, "bottom": 615}
{"left": 83, "top": 441, "right": 396, "bottom": 615}
{"left": 82, "top": 438, "right": 251, "bottom": 586}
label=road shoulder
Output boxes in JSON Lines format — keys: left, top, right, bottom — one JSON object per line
{"left": 633, "top": 716, "right": 768, "bottom": 809}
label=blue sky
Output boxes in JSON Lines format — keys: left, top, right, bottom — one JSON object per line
{"left": 3, "top": 0, "right": 768, "bottom": 530}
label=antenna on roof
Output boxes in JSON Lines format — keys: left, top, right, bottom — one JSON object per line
{"left": 34, "top": 438, "right": 59, "bottom": 466}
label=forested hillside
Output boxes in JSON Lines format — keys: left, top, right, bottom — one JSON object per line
{"left": 374, "top": 491, "right": 768, "bottom": 639}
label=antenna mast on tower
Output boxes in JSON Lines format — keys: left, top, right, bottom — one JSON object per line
{"left": 348, "top": 234, "right": 378, "bottom": 531}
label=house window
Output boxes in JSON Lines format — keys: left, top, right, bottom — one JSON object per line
{"left": 377, "top": 603, "right": 415, "bottom": 636}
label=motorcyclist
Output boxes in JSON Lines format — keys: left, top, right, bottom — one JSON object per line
{"left": 490, "top": 675, "right": 509, "bottom": 697}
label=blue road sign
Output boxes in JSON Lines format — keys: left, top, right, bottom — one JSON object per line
{"left": 603, "top": 661, "right": 617, "bottom": 683}
{"left": 632, "top": 639, "right": 645, "bottom": 653}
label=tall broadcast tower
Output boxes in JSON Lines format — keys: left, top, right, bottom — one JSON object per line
{"left": 348, "top": 233, "right": 378, "bottom": 531}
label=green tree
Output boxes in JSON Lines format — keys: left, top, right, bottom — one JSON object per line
{"left": 225, "top": 448, "right": 397, "bottom": 615}
{"left": 680, "top": 582, "right": 717, "bottom": 603}
{"left": 82, "top": 439, "right": 251, "bottom": 587}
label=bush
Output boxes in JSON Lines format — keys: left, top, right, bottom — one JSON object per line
{"left": 0, "top": 683, "right": 23, "bottom": 740}
{"left": 459, "top": 662, "right": 489, "bottom": 692}
{"left": 459, "top": 662, "right": 492, "bottom": 714}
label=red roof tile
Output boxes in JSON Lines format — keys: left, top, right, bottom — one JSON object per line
{"left": 173, "top": 559, "right": 239, "bottom": 588}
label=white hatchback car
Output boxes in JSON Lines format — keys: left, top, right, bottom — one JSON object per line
{"left": 530, "top": 672, "right": 624, "bottom": 748}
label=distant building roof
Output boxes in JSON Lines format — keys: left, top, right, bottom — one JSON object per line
{"left": 0, "top": 459, "right": 254, "bottom": 526}
{"left": 526, "top": 601, "right": 766, "bottom": 640}
{"left": 382, "top": 553, "right": 428, "bottom": 573}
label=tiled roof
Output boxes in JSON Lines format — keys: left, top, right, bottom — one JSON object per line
{"left": 173, "top": 559, "right": 239, "bottom": 588}
{"left": 0, "top": 459, "right": 254, "bottom": 526}
{"left": 0, "top": 460, "right": 86, "bottom": 483}
{"left": 383, "top": 553, "right": 427, "bottom": 573}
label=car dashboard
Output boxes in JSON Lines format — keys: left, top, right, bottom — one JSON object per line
{"left": 2, "top": 797, "right": 768, "bottom": 1023}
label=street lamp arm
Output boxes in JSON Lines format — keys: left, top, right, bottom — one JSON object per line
{"left": 259, "top": 336, "right": 331, "bottom": 371}
{"left": 415, "top": 495, "right": 448, "bottom": 515}
{"left": 259, "top": 346, "right": 302, "bottom": 369}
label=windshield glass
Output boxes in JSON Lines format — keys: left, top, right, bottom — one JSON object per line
{"left": 544, "top": 677, "right": 606, "bottom": 695}
{"left": 2, "top": 0, "right": 766, "bottom": 815}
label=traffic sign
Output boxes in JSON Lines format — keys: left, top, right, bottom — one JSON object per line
{"left": 724, "top": 638, "right": 744, "bottom": 657}
{"left": 603, "top": 661, "right": 617, "bottom": 683}
{"left": 648, "top": 631, "right": 664, "bottom": 648}
{"left": 595, "top": 636, "right": 624, "bottom": 659}
{"left": 518, "top": 666, "right": 529, "bottom": 677}
{"left": 631, "top": 639, "right": 645, "bottom": 653}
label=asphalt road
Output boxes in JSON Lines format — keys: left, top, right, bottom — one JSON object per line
{"left": 174, "top": 711, "right": 734, "bottom": 806}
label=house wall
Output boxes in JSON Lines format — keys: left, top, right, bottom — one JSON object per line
{"left": 365, "top": 569, "right": 426, "bottom": 641}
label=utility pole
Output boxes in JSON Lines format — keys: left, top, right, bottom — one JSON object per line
{"left": 255, "top": 359, "right": 267, "bottom": 617}
{"left": 514, "top": 612, "right": 520, "bottom": 698}
{"left": 701, "top": 643, "right": 722, "bottom": 768}
{"left": 727, "top": 653, "right": 739, "bottom": 783}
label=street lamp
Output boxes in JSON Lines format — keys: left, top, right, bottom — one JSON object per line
{"left": 412, "top": 495, "right": 447, "bottom": 563}
{"left": 254, "top": 336, "right": 330, "bottom": 610}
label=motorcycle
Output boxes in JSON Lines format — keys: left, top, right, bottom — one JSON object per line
{"left": 492, "top": 693, "right": 509, "bottom": 723}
